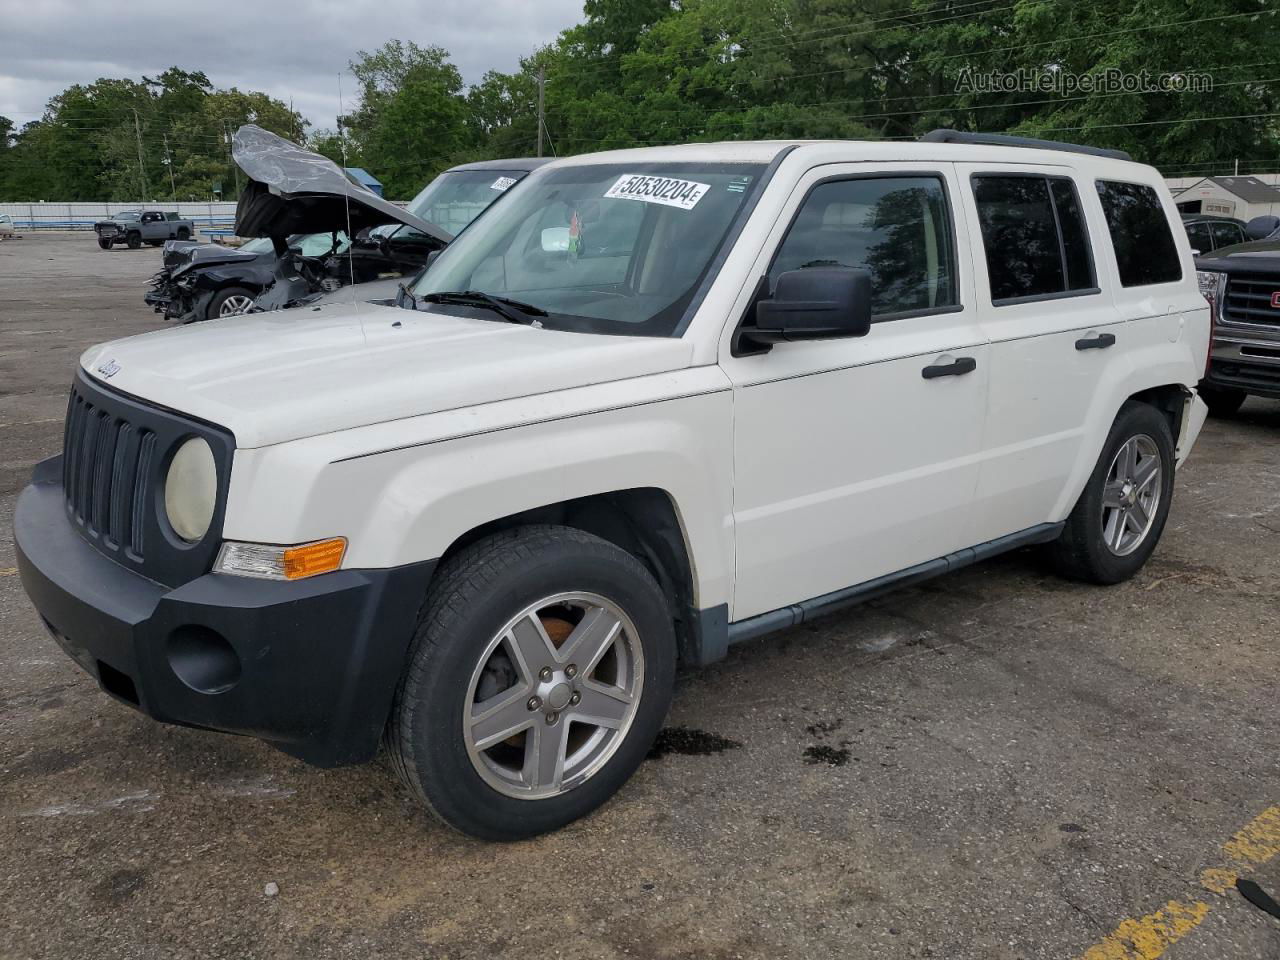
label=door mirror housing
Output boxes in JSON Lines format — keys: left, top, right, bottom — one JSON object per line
{"left": 743, "top": 267, "right": 873, "bottom": 350}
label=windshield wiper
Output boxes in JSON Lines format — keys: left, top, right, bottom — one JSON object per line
{"left": 419, "top": 290, "right": 548, "bottom": 325}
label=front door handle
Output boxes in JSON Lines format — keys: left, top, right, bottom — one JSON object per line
{"left": 922, "top": 356, "right": 977, "bottom": 380}
{"left": 1075, "top": 333, "right": 1116, "bottom": 351}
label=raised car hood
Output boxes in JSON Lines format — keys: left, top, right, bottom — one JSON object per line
{"left": 80, "top": 305, "right": 694, "bottom": 448}
{"left": 232, "top": 125, "right": 452, "bottom": 246}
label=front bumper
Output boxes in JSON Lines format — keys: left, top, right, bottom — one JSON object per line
{"left": 1206, "top": 332, "right": 1280, "bottom": 399}
{"left": 14, "top": 456, "right": 434, "bottom": 766}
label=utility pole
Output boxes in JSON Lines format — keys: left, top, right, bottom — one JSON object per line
{"left": 131, "top": 108, "right": 149, "bottom": 201}
{"left": 162, "top": 133, "right": 177, "bottom": 201}
{"left": 536, "top": 65, "right": 546, "bottom": 158}
{"left": 224, "top": 120, "right": 241, "bottom": 199}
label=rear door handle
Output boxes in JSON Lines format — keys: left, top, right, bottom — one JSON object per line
{"left": 921, "top": 356, "right": 977, "bottom": 379}
{"left": 1075, "top": 333, "right": 1116, "bottom": 351}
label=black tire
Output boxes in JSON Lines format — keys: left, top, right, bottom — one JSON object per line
{"left": 204, "top": 286, "right": 256, "bottom": 320}
{"left": 1199, "top": 383, "right": 1247, "bottom": 418}
{"left": 96, "top": 237, "right": 111, "bottom": 250}
{"left": 1048, "top": 402, "right": 1176, "bottom": 585}
{"left": 386, "top": 525, "right": 676, "bottom": 841}
{"left": 126, "top": 231, "right": 141, "bottom": 249}
{"left": 176, "top": 228, "right": 190, "bottom": 241}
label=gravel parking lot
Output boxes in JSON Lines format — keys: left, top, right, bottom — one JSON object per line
{"left": 1, "top": 234, "right": 1278, "bottom": 960}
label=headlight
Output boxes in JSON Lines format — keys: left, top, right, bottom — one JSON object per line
{"left": 164, "top": 437, "right": 217, "bottom": 542}
{"left": 1196, "top": 270, "right": 1227, "bottom": 327}
{"left": 214, "top": 538, "right": 347, "bottom": 580}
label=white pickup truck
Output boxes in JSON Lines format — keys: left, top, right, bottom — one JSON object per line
{"left": 15, "top": 132, "right": 1209, "bottom": 840}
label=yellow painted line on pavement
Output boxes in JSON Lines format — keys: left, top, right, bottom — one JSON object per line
{"left": 1079, "top": 900, "right": 1210, "bottom": 960}
{"left": 1077, "top": 805, "right": 1280, "bottom": 959}
{"left": 0, "top": 567, "right": 18, "bottom": 576}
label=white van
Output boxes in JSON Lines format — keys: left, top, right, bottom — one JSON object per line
{"left": 15, "top": 131, "right": 1209, "bottom": 840}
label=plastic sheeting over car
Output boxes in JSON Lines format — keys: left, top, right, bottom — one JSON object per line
{"left": 231, "top": 125, "right": 453, "bottom": 245}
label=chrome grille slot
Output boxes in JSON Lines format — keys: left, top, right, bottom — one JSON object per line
{"left": 1223, "top": 275, "right": 1280, "bottom": 328}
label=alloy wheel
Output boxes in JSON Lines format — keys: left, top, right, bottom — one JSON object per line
{"left": 218, "top": 295, "right": 255, "bottom": 317}
{"left": 462, "top": 592, "right": 644, "bottom": 801}
{"left": 1101, "top": 434, "right": 1162, "bottom": 557}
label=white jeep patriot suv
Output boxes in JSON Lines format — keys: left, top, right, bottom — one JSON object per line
{"left": 16, "top": 131, "right": 1209, "bottom": 840}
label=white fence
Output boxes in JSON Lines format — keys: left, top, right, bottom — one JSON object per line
{"left": 0, "top": 201, "right": 239, "bottom": 233}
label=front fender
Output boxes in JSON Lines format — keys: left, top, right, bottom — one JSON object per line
{"left": 223, "top": 370, "right": 736, "bottom": 610}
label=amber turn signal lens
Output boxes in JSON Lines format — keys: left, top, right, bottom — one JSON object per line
{"left": 281, "top": 538, "right": 347, "bottom": 580}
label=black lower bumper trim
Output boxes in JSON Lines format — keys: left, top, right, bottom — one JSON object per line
{"left": 14, "top": 458, "right": 435, "bottom": 766}
{"left": 1206, "top": 360, "right": 1280, "bottom": 399}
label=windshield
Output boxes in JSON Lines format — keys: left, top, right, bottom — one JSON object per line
{"left": 411, "top": 162, "right": 764, "bottom": 337}
{"left": 408, "top": 169, "right": 528, "bottom": 233}
{"left": 367, "top": 169, "right": 528, "bottom": 243}
{"left": 238, "top": 233, "right": 350, "bottom": 256}
{"left": 113, "top": 211, "right": 140, "bottom": 221}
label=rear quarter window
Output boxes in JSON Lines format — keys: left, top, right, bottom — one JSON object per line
{"left": 1095, "top": 180, "right": 1181, "bottom": 286}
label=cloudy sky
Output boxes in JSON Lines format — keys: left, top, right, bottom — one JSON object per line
{"left": 0, "top": 0, "right": 584, "bottom": 131}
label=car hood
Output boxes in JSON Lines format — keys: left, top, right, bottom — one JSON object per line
{"left": 1196, "top": 239, "right": 1280, "bottom": 278}
{"left": 164, "top": 240, "right": 265, "bottom": 275}
{"left": 232, "top": 125, "right": 452, "bottom": 247}
{"left": 80, "top": 304, "right": 694, "bottom": 448}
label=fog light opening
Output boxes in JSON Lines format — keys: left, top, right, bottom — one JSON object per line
{"left": 167, "top": 625, "right": 241, "bottom": 694}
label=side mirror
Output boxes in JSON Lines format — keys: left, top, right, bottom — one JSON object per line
{"left": 748, "top": 267, "right": 872, "bottom": 346}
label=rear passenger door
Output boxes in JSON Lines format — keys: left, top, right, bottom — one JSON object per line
{"left": 956, "top": 164, "right": 1119, "bottom": 544}
{"left": 722, "top": 164, "right": 990, "bottom": 621}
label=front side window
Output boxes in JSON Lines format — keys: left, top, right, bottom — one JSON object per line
{"left": 769, "top": 176, "right": 957, "bottom": 318}
{"left": 972, "top": 174, "right": 1096, "bottom": 303}
{"left": 1095, "top": 180, "right": 1181, "bottom": 286}
{"left": 412, "top": 162, "right": 765, "bottom": 337}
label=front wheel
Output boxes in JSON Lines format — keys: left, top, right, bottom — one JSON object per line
{"left": 1047, "top": 402, "right": 1175, "bottom": 585}
{"left": 386, "top": 526, "right": 676, "bottom": 841}
{"left": 126, "top": 232, "right": 141, "bottom": 249}
{"left": 206, "top": 286, "right": 256, "bottom": 320}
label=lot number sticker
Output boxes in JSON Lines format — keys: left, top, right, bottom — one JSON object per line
{"left": 490, "top": 176, "right": 518, "bottom": 191}
{"left": 604, "top": 174, "right": 710, "bottom": 210}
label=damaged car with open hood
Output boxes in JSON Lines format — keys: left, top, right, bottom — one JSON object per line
{"left": 144, "top": 126, "right": 542, "bottom": 322}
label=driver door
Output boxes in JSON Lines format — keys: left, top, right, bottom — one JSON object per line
{"left": 720, "top": 163, "right": 990, "bottom": 621}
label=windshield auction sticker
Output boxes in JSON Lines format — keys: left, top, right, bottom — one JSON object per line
{"left": 490, "top": 176, "right": 518, "bottom": 191}
{"left": 604, "top": 174, "right": 710, "bottom": 210}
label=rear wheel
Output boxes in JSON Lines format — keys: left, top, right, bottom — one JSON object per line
{"left": 97, "top": 237, "right": 111, "bottom": 250}
{"left": 126, "top": 232, "right": 141, "bottom": 249}
{"left": 1048, "top": 402, "right": 1175, "bottom": 585}
{"left": 206, "top": 286, "right": 256, "bottom": 320}
{"left": 176, "top": 228, "right": 190, "bottom": 241}
{"left": 386, "top": 525, "right": 676, "bottom": 841}
{"left": 1199, "top": 383, "right": 1247, "bottom": 418}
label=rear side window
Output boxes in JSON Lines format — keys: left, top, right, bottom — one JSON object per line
{"left": 769, "top": 175, "right": 958, "bottom": 318}
{"left": 972, "top": 175, "right": 1097, "bottom": 303}
{"left": 1095, "top": 180, "right": 1181, "bottom": 286}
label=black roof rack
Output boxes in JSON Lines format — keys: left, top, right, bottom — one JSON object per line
{"left": 920, "top": 129, "right": 1132, "bottom": 162}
